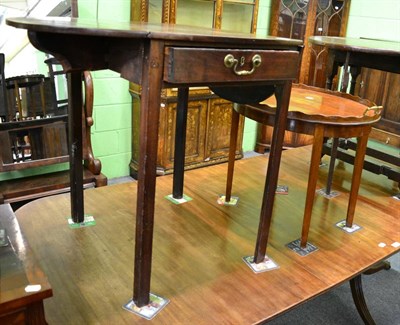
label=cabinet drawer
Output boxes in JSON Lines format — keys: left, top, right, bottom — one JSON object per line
{"left": 164, "top": 47, "right": 300, "bottom": 84}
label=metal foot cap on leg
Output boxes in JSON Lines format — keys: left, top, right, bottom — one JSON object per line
{"left": 336, "top": 220, "right": 362, "bottom": 233}
{"left": 123, "top": 293, "right": 170, "bottom": 320}
{"left": 67, "top": 215, "right": 96, "bottom": 228}
{"left": 243, "top": 255, "right": 279, "bottom": 273}
{"left": 316, "top": 188, "right": 340, "bottom": 199}
{"left": 286, "top": 239, "right": 318, "bottom": 256}
{"left": 217, "top": 195, "right": 239, "bottom": 206}
{"left": 165, "top": 194, "right": 192, "bottom": 205}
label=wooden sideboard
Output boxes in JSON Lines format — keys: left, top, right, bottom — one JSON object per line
{"left": 13, "top": 146, "right": 400, "bottom": 324}
{"left": 129, "top": 87, "right": 244, "bottom": 178}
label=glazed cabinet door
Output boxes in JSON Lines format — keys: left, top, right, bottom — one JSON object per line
{"left": 256, "top": 0, "right": 351, "bottom": 152}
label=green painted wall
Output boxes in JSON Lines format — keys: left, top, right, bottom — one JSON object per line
{"left": 78, "top": 0, "right": 132, "bottom": 179}
{"left": 346, "top": 0, "right": 400, "bottom": 41}
{"left": 241, "top": 0, "right": 272, "bottom": 152}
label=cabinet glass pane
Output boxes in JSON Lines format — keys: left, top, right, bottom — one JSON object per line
{"left": 277, "top": 0, "right": 309, "bottom": 39}
{"left": 314, "top": 0, "right": 344, "bottom": 35}
{"left": 221, "top": 3, "right": 254, "bottom": 33}
{"left": 176, "top": 0, "right": 215, "bottom": 28}
{"left": 148, "top": 0, "right": 164, "bottom": 23}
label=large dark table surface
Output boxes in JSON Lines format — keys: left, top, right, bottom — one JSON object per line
{"left": 14, "top": 146, "right": 400, "bottom": 324}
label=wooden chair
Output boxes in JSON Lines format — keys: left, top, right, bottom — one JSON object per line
{"left": 44, "top": 56, "right": 69, "bottom": 115}
{"left": 0, "top": 63, "right": 107, "bottom": 207}
{"left": 225, "top": 84, "right": 381, "bottom": 249}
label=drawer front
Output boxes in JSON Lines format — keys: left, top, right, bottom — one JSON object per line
{"left": 164, "top": 47, "right": 300, "bottom": 84}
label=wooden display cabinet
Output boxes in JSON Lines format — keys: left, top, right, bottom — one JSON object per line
{"left": 130, "top": 87, "right": 244, "bottom": 177}
{"left": 0, "top": 71, "right": 107, "bottom": 206}
{"left": 256, "top": 0, "right": 351, "bottom": 152}
{"left": 129, "top": 0, "right": 258, "bottom": 177}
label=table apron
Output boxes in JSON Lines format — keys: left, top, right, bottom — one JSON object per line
{"left": 164, "top": 48, "right": 300, "bottom": 84}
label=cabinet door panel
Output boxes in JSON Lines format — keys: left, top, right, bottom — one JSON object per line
{"left": 163, "top": 99, "right": 208, "bottom": 169}
{"left": 205, "top": 98, "right": 244, "bottom": 160}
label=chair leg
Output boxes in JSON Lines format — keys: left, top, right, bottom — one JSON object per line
{"left": 300, "top": 124, "right": 325, "bottom": 248}
{"left": 225, "top": 104, "right": 240, "bottom": 203}
{"left": 345, "top": 128, "right": 370, "bottom": 227}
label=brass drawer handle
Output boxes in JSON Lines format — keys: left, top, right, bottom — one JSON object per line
{"left": 224, "top": 54, "right": 262, "bottom": 76}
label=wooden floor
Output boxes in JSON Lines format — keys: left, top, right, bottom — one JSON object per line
{"left": 15, "top": 146, "right": 400, "bottom": 324}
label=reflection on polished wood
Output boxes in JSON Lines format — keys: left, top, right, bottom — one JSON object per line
{"left": 14, "top": 146, "right": 399, "bottom": 324}
{"left": 0, "top": 204, "right": 52, "bottom": 323}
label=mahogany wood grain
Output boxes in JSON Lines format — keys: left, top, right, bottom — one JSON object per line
{"left": 259, "top": 84, "right": 378, "bottom": 125}
{"left": 14, "top": 146, "right": 399, "bottom": 324}
{"left": 172, "top": 87, "right": 189, "bottom": 199}
{"left": 0, "top": 168, "right": 105, "bottom": 205}
{"left": 133, "top": 39, "right": 164, "bottom": 307}
{"left": 225, "top": 105, "right": 240, "bottom": 203}
{"left": 68, "top": 71, "right": 84, "bottom": 223}
{"left": 350, "top": 275, "right": 376, "bottom": 325}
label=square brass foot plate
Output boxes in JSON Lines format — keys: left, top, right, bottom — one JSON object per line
{"left": 335, "top": 220, "right": 361, "bottom": 233}
{"left": 286, "top": 239, "right": 318, "bottom": 256}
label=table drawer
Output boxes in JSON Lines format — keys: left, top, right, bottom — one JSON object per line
{"left": 164, "top": 47, "right": 300, "bottom": 84}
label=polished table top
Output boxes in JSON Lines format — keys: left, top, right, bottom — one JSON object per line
{"left": 7, "top": 17, "right": 303, "bottom": 86}
{"left": 14, "top": 147, "right": 400, "bottom": 324}
{"left": 309, "top": 36, "right": 400, "bottom": 75}
{"left": 309, "top": 36, "right": 400, "bottom": 56}
{"left": 7, "top": 17, "right": 299, "bottom": 45}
